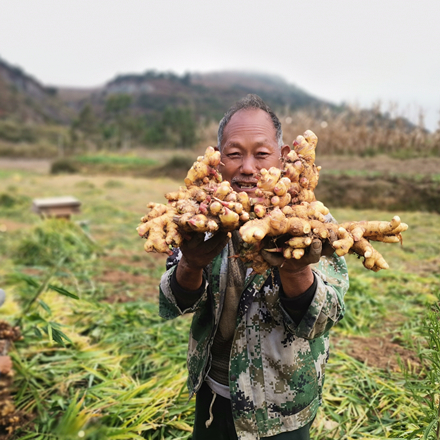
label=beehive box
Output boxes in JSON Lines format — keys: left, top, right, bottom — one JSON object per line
{"left": 32, "top": 196, "right": 81, "bottom": 219}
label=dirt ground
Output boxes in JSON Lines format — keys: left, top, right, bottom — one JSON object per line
{"left": 0, "top": 158, "right": 51, "bottom": 173}
{"left": 333, "top": 334, "right": 420, "bottom": 372}
{"left": 317, "top": 155, "right": 440, "bottom": 175}
{"left": 98, "top": 251, "right": 167, "bottom": 303}
{"left": 1, "top": 156, "right": 440, "bottom": 176}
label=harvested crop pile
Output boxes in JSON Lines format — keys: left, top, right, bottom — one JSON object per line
{"left": 137, "top": 130, "right": 408, "bottom": 273}
{"left": 0, "top": 322, "right": 29, "bottom": 438}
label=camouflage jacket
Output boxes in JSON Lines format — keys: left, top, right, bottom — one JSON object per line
{"left": 159, "top": 245, "right": 349, "bottom": 439}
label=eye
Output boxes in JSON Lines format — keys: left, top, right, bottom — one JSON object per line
{"left": 256, "top": 152, "right": 270, "bottom": 158}
{"left": 227, "top": 152, "right": 241, "bottom": 159}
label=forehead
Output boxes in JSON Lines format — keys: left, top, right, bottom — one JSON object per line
{"left": 222, "top": 108, "right": 277, "bottom": 147}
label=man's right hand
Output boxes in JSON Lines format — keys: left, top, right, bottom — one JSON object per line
{"left": 176, "top": 231, "right": 230, "bottom": 291}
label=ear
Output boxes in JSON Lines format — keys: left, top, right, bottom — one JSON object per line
{"left": 280, "top": 144, "right": 291, "bottom": 158}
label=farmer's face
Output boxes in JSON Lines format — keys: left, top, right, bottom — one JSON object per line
{"left": 219, "top": 109, "right": 290, "bottom": 196}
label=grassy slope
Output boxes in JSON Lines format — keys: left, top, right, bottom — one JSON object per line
{"left": 1, "top": 169, "right": 439, "bottom": 439}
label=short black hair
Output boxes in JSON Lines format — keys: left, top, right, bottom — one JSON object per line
{"left": 217, "top": 94, "right": 283, "bottom": 150}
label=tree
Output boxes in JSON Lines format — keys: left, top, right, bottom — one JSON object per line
{"left": 163, "top": 107, "right": 197, "bottom": 148}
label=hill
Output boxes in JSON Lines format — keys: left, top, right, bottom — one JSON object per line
{"left": 60, "top": 69, "right": 331, "bottom": 121}
{"left": 0, "top": 57, "right": 73, "bottom": 124}
{"left": 55, "top": 69, "right": 336, "bottom": 150}
{"left": 0, "top": 55, "right": 330, "bottom": 125}
{"left": 0, "top": 55, "right": 337, "bottom": 151}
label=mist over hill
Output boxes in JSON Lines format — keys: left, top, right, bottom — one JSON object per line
{"left": 0, "top": 56, "right": 331, "bottom": 125}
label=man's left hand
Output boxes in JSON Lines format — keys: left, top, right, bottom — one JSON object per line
{"left": 261, "top": 238, "right": 334, "bottom": 270}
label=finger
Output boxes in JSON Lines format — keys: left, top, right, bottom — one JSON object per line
{"left": 306, "top": 239, "right": 322, "bottom": 264}
{"left": 202, "top": 231, "right": 230, "bottom": 253}
{"left": 327, "top": 228, "right": 338, "bottom": 244}
{"left": 322, "top": 241, "right": 336, "bottom": 257}
{"left": 205, "top": 232, "right": 230, "bottom": 256}
{"left": 184, "top": 233, "right": 205, "bottom": 250}
{"left": 261, "top": 250, "right": 284, "bottom": 267}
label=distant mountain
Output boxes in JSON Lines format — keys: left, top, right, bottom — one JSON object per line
{"left": 0, "top": 57, "right": 73, "bottom": 123}
{"left": 58, "top": 69, "right": 332, "bottom": 122}
{"left": 0, "top": 55, "right": 418, "bottom": 138}
{"left": 0, "top": 55, "right": 335, "bottom": 128}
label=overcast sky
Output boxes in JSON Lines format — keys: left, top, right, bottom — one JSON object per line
{"left": 1, "top": 0, "right": 439, "bottom": 130}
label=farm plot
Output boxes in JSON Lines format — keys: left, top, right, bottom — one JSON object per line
{"left": 0, "top": 170, "right": 439, "bottom": 439}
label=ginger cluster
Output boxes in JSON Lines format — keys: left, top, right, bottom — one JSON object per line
{"left": 137, "top": 130, "right": 408, "bottom": 273}
{"left": 0, "top": 321, "right": 28, "bottom": 437}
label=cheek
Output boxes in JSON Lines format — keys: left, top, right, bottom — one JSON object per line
{"left": 262, "top": 156, "right": 282, "bottom": 169}
{"left": 219, "top": 161, "right": 237, "bottom": 179}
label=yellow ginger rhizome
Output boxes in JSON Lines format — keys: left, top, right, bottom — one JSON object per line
{"left": 137, "top": 130, "right": 408, "bottom": 274}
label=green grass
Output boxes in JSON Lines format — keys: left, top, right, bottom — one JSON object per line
{"left": 75, "top": 154, "right": 159, "bottom": 167}
{"left": 1, "top": 168, "right": 439, "bottom": 439}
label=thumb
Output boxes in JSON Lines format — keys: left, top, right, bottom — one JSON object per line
{"left": 308, "top": 239, "right": 322, "bottom": 263}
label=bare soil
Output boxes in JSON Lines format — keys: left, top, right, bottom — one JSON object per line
{"left": 97, "top": 252, "right": 167, "bottom": 302}
{"left": 0, "top": 219, "right": 27, "bottom": 232}
{"left": 333, "top": 334, "right": 420, "bottom": 372}
{"left": 318, "top": 155, "right": 440, "bottom": 176}
{"left": 0, "top": 158, "right": 51, "bottom": 173}
{"left": 2, "top": 155, "right": 440, "bottom": 176}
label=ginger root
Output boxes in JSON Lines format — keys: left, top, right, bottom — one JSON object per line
{"left": 0, "top": 322, "right": 29, "bottom": 435}
{"left": 138, "top": 132, "right": 408, "bottom": 274}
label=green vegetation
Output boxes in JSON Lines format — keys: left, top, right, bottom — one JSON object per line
{"left": 0, "top": 122, "right": 68, "bottom": 158}
{"left": 75, "top": 155, "right": 158, "bottom": 166}
{"left": 143, "top": 107, "right": 198, "bottom": 149}
{"left": 69, "top": 100, "right": 199, "bottom": 152}
{"left": 11, "top": 218, "right": 97, "bottom": 267}
{"left": 49, "top": 152, "right": 199, "bottom": 179}
{"left": 0, "top": 170, "right": 439, "bottom": 439}
{"left": 0, "top": 120, "right": 37, "bottom": 143}
{"left": 50, "top": 154, "right": 160, "bottom": 176}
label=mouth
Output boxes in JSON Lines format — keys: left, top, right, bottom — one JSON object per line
{"left": 231, "top": 180, "right": 258, "bottom": 192}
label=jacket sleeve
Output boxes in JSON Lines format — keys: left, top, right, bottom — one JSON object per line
{"left": 278, "top": 251, "right": 349, "bottom": 339}
{"left": 158, "top": 248, "right": 209, "bottom": 320}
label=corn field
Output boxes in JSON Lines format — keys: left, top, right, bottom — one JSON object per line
{"left": 198, "top": 103, "right": 440, "bottom": 158}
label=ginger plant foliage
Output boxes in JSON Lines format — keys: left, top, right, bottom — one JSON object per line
{"left": 137, "top": 130, "right": 408, "bottom": 273}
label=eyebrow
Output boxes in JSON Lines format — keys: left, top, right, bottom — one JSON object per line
{"left": 225, "top": 140, "right": 272, "bottom": 149}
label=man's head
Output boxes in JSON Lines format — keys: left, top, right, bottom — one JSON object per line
{"left": 217, "top": 95, "right": 290, "bottom": 196}
{"left": 217, "top": 94, "right": 284, "bottom": 150}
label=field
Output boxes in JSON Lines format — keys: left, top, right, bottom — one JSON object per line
{"left": 1, "top": 164, "right": 440, "bottom": 439}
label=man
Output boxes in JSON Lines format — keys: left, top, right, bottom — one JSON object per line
{"left": 159, "top": 95, "right": 349, "bottom": 439}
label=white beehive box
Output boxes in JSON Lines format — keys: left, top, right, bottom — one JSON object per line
{"left": 32, "top": 196, "right": 81, "bottom": 219}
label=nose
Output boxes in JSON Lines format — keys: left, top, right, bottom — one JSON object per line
{"left": 240, "top": 155, "right": 258, "bottom": 175}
